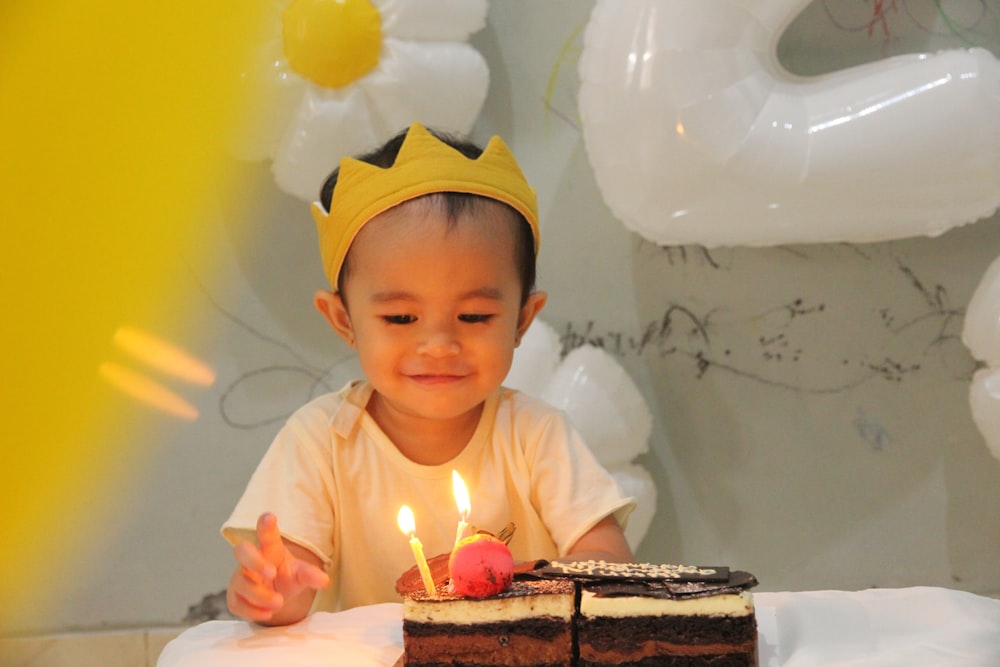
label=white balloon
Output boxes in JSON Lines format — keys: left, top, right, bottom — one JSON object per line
{"left": 233, "top": 0, "right": 491, "bottom": 202}
{"left": 541, "top": 345, "right": 652, "bottom": 466}
{"left": 272, "top": 86, "right": 381, "bottom": 202}
{"left": 969, "top": 368, "right": 1000, "bottom": 462}
{"left": 578, "top": 0, "right": 1000, "bottom": 247}
{"left": 962, "top": 254, "right": 1000, "bottom": 368}
{"left": 963, "top": 256, "right": 1000, "bottom": 461}
{"left": 504, "top": 320, "right": 562, "bottom": 399}
{"left": 359, "top": 40, "right": 489, "bottom": 139}
{"left": 509, "top": 324, "right": 658, "bottom": 546}
{"left": 607, "top": 463, "right": 657, "bottom": 552}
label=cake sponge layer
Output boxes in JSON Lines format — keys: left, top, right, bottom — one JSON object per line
{"left": 403, "top": 579, "right": 575, "bottom": 667}
{"left": 403, "top": 579, "right": 574, "bottom": 624}
{"left": 578, "top": 589, "right": 757, "bottom": 666}
{"left": 580, "top": 590, "right": 754, "bottom": 617}
{"left": 404, "top": 620, "right": 572, "bottom": 666}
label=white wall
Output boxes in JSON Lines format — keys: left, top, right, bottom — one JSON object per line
{"left": 20, "top": 0, "right": 1000, "bottom": 636}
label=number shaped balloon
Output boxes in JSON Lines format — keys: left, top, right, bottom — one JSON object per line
{"left": 578, "top": 0, "right": 1000, "bottom": 247}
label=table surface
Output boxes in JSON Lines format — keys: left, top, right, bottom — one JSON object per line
{"left": 158, "top": 586, "right": 1000, "bottom": 667}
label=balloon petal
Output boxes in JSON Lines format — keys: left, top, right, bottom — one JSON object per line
{"left": 969, "top": 368, "right": 1000, "bottom": 462}
{"left": 607, "top": 462, "right": 658, "bottom": 552}
{"left": 271, "top": 86, "right": 380, "bottom": 201}
{"left": 579, "top": 0, "right": 1000, "bottom": 247}
{"left": 377, "top": 0, "right": 488, "bottom": 41}
{"left": 962, "top": 254, "right": 1000, "bottom": 367}
{"left": 542, "top": 345, "right": 652, "bottom": 466}
{"left": 505, "top": 320, "right": 562, "bottom": 398}
{"left": 360, "top": 39, "right": 489, "bottom": 136}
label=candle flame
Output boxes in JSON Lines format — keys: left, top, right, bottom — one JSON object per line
{"left": 452, "top": 470, "right": 470, "bottom": 518}
{"left": 397, "top": 505, "right": 416, "bottom": 536}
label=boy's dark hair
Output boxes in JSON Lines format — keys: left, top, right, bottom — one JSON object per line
{"left": 319, "top": 127, "right": 538, "bottom": 305}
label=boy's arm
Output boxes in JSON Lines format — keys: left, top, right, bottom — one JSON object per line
{"left": 563, "top": 514, "right": 634, "bottom": 563}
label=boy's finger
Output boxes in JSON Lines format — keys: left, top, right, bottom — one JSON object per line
{"left": 293, "top": 560, "right": 331, "bottom": 591}
{"left": 234, "top": 541, "right": 276, "bottom": 581}
{"left": 232, "top": 587, "right": 284, "bottom": 619}
{"left": 256, "top": 512, "right": 285, "bottom": 561}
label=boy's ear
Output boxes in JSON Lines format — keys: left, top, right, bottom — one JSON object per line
{"left": 515, "top": 291, "right": 547, "bottom": 346}
{"left": 314, "top": 290, "right": 356, "bottom": 347}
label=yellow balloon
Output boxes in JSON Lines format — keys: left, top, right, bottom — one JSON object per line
{"left": 0, "top": 1, "right": 265, "bottom": 627}
{"left": 283, "top": 0, "right": 383, "bottom": 88}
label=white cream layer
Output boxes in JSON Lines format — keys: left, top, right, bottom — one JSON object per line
{"left": 580, "top": 590, "right": 754, "bottom": 618}
{"left": 404, "top": 593, "right": 574, "bottom": 624}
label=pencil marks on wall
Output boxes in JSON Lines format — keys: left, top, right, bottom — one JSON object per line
{"left": 781, "top": 0, "right": 1000, "bottom": 72}
{"left": 194, "top": 277, "right": 356, "bottom": 430}
{"left": 560, "top": 242, "right": 973, "bottom": 396}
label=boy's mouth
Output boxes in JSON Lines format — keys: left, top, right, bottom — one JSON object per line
{"left": 407, "top": 373, "right": 468, "bottom": 385}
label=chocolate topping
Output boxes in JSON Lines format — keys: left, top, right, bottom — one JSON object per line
{"left": 535, "top": 561, "right": 732, "bottom": 582}
{"left": 528, "top": 560, "right": 758, "bottom": 600}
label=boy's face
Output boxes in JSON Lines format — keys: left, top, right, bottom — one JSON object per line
{"left": 316, "top": 198, "right": 546, "bottom": 430}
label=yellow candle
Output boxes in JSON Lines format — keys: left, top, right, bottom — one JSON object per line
{"left": 397, "top": 505, "right": 437, "bottom": 596}
{"left": 452, "top": 470, "right": 471, "bottom": 550}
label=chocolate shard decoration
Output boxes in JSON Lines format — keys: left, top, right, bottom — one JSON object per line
{"left": 535, "top": 560, "right": 732, "bottom": 582}
{"left": 528, "top": 560, "right": 758, "bottom": 601}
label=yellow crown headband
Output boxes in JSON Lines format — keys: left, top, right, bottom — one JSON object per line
{"left": 311, "top": 122, "right": 539, "bottom": 291}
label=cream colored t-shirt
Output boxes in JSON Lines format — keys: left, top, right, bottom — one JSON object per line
{"left": 222, "top": 381, "right": 634, "bottom": 612}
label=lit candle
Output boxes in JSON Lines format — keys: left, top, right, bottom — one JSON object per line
{"left": 397, "top": 505, "right": 437, "bottom": 596}
{"left": 452, "top": 470, "right": 471, "bottom": 550}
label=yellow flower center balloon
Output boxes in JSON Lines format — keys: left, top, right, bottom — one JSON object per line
{"left": 282, "top": 0, "right": 382, "bottom": 89}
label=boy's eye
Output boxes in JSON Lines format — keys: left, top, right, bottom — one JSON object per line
{"left": 458, "top": 314, "right": 494, "bottom": 324}
{"left": 383, "top": 315, "right": 416, "bottom": 325}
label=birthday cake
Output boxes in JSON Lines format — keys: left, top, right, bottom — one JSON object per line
{"left": 400, "top": 557, "right": 758, "bottom": 667}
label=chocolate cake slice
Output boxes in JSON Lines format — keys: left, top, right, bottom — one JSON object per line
{"left": 401, "top": 577, "right": 576, "bottom": 667}
{"left": 538, "top": 561, "right": 759, "bottom": 666}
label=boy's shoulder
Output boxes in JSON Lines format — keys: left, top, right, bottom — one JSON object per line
{"left": 292, "top": 382, "right": 351, "bottom": 409}
{"left": 286, "top": 381, "right": 369, "bottom": 429}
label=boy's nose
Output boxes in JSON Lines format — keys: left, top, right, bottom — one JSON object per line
{"left": 416, "top": 324, "right": 461, "bottom": 357}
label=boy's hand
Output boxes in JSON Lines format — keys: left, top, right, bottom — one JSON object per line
{"left": 226, "top": 512, "right": 330, "bottom": 625}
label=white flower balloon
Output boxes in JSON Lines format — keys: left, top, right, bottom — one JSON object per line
{"left": 541, "top": 345, "right": 652, "bottom": 466}
{"left": 578, "top": 0, "right": 1000, "bottom": 247}
{"left": 504, "top": 318, "right": 562, "bottom": 399}
{"left": 969, "top": 369, "right": 1000, "bottom": 461}
{"left": 506, "top": 321, "right": 657, "bottom": 550}
{"left": 962, "top": 254, "right": 1000, "bottom": 461}
{"left": 963, "top": 255, "right": 1000, "bottom": 369}
{"left": 233, "top": 0, "right": 490, "bottom": 202}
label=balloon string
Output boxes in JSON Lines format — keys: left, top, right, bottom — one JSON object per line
{"left": 544, "top": 21, "right": 586, "bottom": 128}
{"left": 934, "top": 0, "right": 983, "bottom": 48}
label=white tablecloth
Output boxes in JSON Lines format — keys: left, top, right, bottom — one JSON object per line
{"left": 158, "top": 587, "right": 1000, "bottom": 667}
